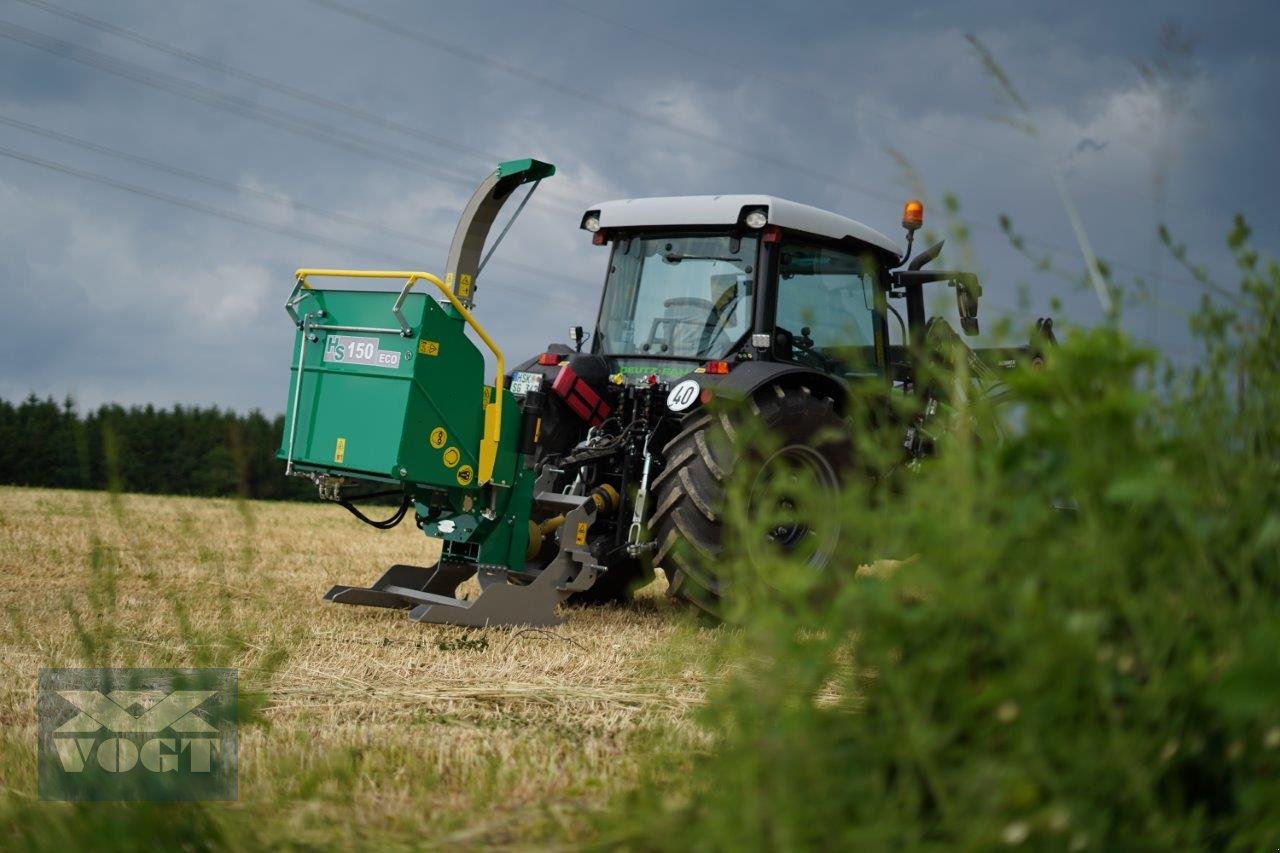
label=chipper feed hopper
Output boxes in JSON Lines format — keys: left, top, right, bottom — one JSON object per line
{"left": 279, "top": 159, "right": 615, "bottom": 627}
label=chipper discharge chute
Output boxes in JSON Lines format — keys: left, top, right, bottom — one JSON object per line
{"left": 278, "top": 158, "right": 612, "bottom": 627}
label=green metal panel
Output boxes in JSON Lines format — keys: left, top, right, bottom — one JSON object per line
{"left": 418, "top": 458, "right": 534, "bottom": 571}
{"left": 278, "top": 288, "right": 489, "bottom": 491}
{"left": 495, "top": 158, "right": 556, "bottom": 181}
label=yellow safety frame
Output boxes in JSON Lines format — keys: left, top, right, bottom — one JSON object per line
{"left": 294, "top": 268, "right": 506, "bottom": 485}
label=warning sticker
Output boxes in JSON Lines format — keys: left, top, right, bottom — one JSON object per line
{"left": 456, "top": 274, "right": 473, "bottom": 300}
{"left": 334, "top": 437, "right": 346, "bottom": 463}
{"left": 418, "top": 340, "right": 440, "bottom": 357}
{"left": 429, "top": 427, "right": 447, "bottom": 448}
{"left": 455, "top": 465, "right": 474, "bottom": 486}
{"left": 574, "top": 521, "right": 588, "bottom": 546}
{"left": 442, "top": 446, "right": 461, "bottom": 468}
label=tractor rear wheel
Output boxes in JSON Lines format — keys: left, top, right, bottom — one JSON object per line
{"left": 650, "top": 384, "right": 850, "bottom": 615}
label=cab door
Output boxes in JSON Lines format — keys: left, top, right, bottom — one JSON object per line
{"left": 771, "top": 237, "right": 881, "bottom": 377}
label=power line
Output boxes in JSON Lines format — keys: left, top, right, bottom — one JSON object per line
{"left": 0, "top": 19, "right": 584, "bottom": 219}
{"left": 549, "top": 0, "right": 1223, "bottom": 220}
{"left": 299, "top": 0, "right": 907, "bottom": 205}
{"left": 0, "top": 142, "right": 582, "bottom": 310}
{"left": 0, "top": 9, "right": 1233, "bottom": 321}
{"left": 12, "top": 0, "right": 497, "bottom": 164}
{"left": 0, "top": 20, "right": 466, "bottom": 185}
{"left": 32, "top": 0, "right": 1217, "bottom": 262}
{"left": 0, "top": 140, "right": 1196, "bottom": 360}
{"left": 9, "top": 0, "right": 588, "bottom": 211}
{"left": 300, "top": 0, "right": 1227, "bottom": 303}
{"left": 0, "top": 110, "right": 1196, "bottom": 352}
{"left": 5, "top": 7, "right": 1224, "bottom": 309}
{"left": 0, "top": 113, "right": 597, "bottom": 291}
{"left": 0, "top": 143, "right": 404, "bottom": 259}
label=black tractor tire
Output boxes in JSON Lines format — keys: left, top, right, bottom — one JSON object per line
{"left": 650, "top": 383, "right": 850, "bottom": 615}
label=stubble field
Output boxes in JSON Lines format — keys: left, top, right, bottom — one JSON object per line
{"left": 0, "top": 485, "right": 715, "bottom": 847}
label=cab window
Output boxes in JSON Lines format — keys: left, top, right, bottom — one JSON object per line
{"left": 774, "top": 240, "right": 878, "bottom": 375}
{"left": 596, "top": 233, "right": 757, "bottom": 359}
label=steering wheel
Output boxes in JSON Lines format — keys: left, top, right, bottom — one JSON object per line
{"left": 641, "top": 297, "right": 718, "bottom": 353}
{"left": 699, "top": 292, "right": 745, "bottom": 355}
{"left": 775, "top": 325, "right": 841, "bottom": 372}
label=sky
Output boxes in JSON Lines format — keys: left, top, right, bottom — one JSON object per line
{"left": 0, "top": 0, "right": 1276, "bottom": 414}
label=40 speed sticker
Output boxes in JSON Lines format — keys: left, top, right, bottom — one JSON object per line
{"left": 666, "top": 379, "right": 700, "bottom": 412}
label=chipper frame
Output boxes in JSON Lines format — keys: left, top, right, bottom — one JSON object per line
{"left": 278, "top": 158, "right": 610, "bottom": 627}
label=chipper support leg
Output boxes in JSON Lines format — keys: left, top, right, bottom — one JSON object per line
{"left": 322, "top": 491, "right": 602, "bottom": 628}
{"left": 324, "top": 563, "right": 477, "bottom": 611}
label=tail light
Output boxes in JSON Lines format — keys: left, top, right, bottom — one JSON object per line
{"left": 704, "top": 360, "right": 730, "bottom": 375}
{"left": 537, "top": 352, "right": 560, "bottom": 366}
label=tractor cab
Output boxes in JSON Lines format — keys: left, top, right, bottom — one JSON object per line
{"left": 580, "top": 196, "right": 907, "bottom": 384}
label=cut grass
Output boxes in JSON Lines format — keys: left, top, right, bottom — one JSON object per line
{"left": 0, "top": 485, "right": 715, "bottom": 847}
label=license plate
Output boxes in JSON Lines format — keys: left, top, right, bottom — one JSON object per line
{"left": 509, "top": 371, "right": 543, "bottom": 395}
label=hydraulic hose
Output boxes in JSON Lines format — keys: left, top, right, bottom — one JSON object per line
{"left": 340, "top": 494, "right": 412, "bottom": 529}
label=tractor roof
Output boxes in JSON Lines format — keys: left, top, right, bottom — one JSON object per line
{"left": 587, "top": 194, "right": 903, "bottom": 258}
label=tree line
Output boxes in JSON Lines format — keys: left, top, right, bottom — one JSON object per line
{"left": 0, "top": 394, "right": 313, "bottom": 500}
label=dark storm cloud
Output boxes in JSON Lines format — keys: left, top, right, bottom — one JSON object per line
{"left": 0, "top": 0, "right": 1275, "bottom": 412}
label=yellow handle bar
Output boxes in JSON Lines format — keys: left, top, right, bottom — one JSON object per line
{"left": 293, "top": 268, "right": 506, "bottom": 486}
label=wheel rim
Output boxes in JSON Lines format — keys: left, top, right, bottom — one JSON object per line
{"left": 747, "top": 444, "right": 841, "bottom": 570}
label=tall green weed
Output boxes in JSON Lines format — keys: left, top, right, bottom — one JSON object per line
{"left": 607, "top": 222, "right": 1279, "bottom": 850}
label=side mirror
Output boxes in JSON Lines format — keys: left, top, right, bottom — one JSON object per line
{"left": 569, "top": 325, "right": 585, "bottom": 352}
{"left": 953, "top": 273, "right": 981, "bottom": 336}
{"left": 890, "top": 268, "right": 982, "bottom": 337}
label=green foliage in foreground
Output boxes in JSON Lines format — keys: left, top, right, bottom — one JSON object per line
{"left": 606, "top": 223, "right": 1280, "bottom": 851}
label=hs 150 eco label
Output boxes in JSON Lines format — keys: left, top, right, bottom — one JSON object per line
{"left": 323, "top": 335, "right": 401, "bottom": 369}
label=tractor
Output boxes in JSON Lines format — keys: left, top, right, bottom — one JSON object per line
{"left": 278, "top": 158, "right": 1050, "bottom": 625}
